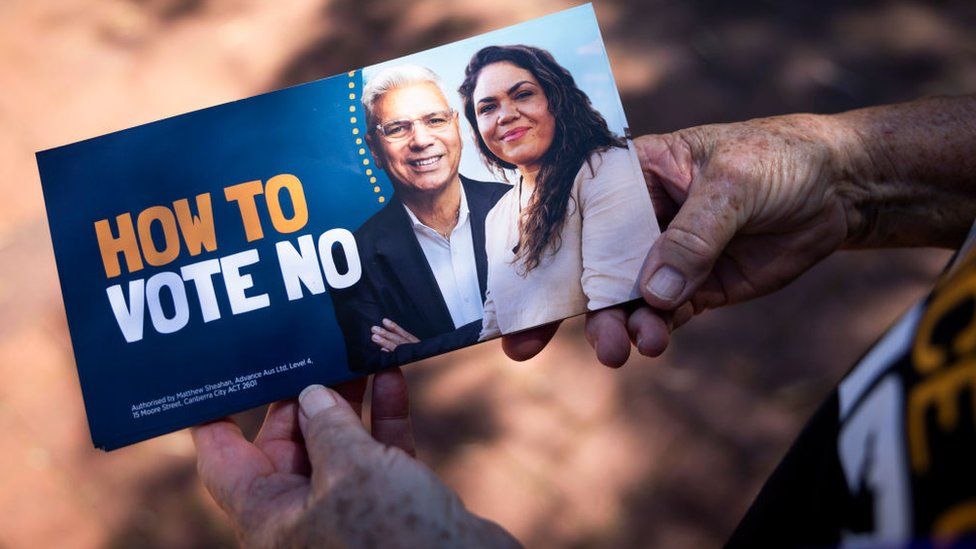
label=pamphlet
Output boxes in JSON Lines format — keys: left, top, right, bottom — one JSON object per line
{"left": 36, "top": 4, "right": 659, "bottom": 450}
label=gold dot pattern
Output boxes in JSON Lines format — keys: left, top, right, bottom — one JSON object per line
{"left": 348, "top": 70, "right": 384, "bottom": 203}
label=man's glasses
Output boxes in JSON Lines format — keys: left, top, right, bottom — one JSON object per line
{"left": 374, "top": 110, "right": 456, "bottom": 141}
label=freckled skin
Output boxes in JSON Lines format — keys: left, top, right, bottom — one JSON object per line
{"left": 634, "top": 115, "right": 849, "bottom": 322}
{"left": 633, "top": 94, "right": 976, "bottom": 329}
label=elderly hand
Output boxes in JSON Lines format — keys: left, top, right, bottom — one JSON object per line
{"left": 635, "top": 114, "right": 855, "bottom": 322}
{"left": 193, "top": 368, "right": 519, "bottom": 548}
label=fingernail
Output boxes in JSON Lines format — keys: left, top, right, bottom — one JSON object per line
{"left": 371, "top": 326, "right": 380, "bottom": 333}
{"left": 299, "top": 385, "right": 337, "bottom": 418}
{"left": 382, "top": 318, "right": 393, "bottom": 327}
{"left": 636, "top": 335, "right": 645, "bottom": 351}
{"left": 371, "top": 335, "right": 381, "bottom": 343}
{"left": 646, "top": 266, "right": 685, "bottom": 302}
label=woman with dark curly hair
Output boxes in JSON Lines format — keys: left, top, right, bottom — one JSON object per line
{"left": 459, "top": 44, "right": 658, "bottom": 338}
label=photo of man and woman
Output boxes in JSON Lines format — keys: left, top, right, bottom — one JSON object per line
{"left": 330, "top": 8, "right": 659, "bottom": 372}
{"left": 34, "top": 5, "right": 661, "bottom": 448}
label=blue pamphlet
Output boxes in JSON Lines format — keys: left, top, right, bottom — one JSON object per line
{"left": 36, "top": 4, "right": 658, "bottom": 449}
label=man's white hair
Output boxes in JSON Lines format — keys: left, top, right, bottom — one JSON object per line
{"left": 361, "top": 64, "right": 450, "bottom": 128}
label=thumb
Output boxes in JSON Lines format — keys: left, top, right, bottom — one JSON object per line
{"left": 297, "top": 384, "right": 374, "bottom": 475}
{"left": 639, "top": 172, "right": 742, "bottom": 310}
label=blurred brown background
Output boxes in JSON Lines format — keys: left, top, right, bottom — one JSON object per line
{"left": 1, "top": 0, "right": 973, "bottom": 547}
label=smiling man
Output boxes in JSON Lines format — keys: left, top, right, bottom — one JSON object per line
{"left": 330, "top": 64, "right": 509, "bottom": 372}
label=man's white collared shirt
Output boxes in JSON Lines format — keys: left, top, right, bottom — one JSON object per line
{"left": 403, "top": 184, "right": 484, "bottom": 329}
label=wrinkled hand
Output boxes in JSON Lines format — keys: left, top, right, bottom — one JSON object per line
{"left": 371, "top": 318, "right": 420, "bottom": 352}
{"left": 193, "top": 369, "right": 519, "bottom": 548}
{"left": 504, "top": 114, "right": 854, "bottom": 365}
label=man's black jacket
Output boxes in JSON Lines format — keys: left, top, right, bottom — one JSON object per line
{"left": 330, "top": 175, "right": 510, "bottom": 372}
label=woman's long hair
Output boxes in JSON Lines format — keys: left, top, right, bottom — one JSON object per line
{"left": 459, "top": 45, "right": 625, "bottom": 274}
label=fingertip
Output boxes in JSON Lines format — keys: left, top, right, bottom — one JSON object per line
{"left": 636, "top": 327, "right": 669, "bottom": 357}
{"left": 596, "top": 329, "right": 631, "bottom": 368}
{"left": 298, "top": 385, "right": 339, "bottom": 422}
{"left": 628, "top": 307, "right": 670, "bottom": 358}
{"left": 596, "top": 338, "right": 630, "bottom": 368}
{"left": 501, "top": 322, "right": 560, "bottom": 361}
{"left": 191, "top": 417, "right": 243, "bottom": 450}
{"left": 633, "top": 133, "right": 669, "bottom": 166}
{"left": 371, "top": 368, "right": 409, "bottom": 409}
{"left": 371, "top": 368, "right": 415, "bottom": 455}
{"left": 641, "top": 264, "right": 687, "bottom": 310}
{"left": 585, "top": 309, "right": 631, "bottom": 368}
{"left": 502, "top": 336, "right": 545, "bottom": 361}
{"left": 298, "top": 386, "right": 369, "bottom": 470}
{"left": 638, "top": 251, "right": 679, "bottom": 312}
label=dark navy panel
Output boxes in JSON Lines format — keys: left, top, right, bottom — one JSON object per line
{"left": 37, "top": 70, "right": 393, "bottom": 449}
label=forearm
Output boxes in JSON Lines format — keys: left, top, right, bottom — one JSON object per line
{"left": 829, "top": 94, "right": 976, "bottom": 248}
